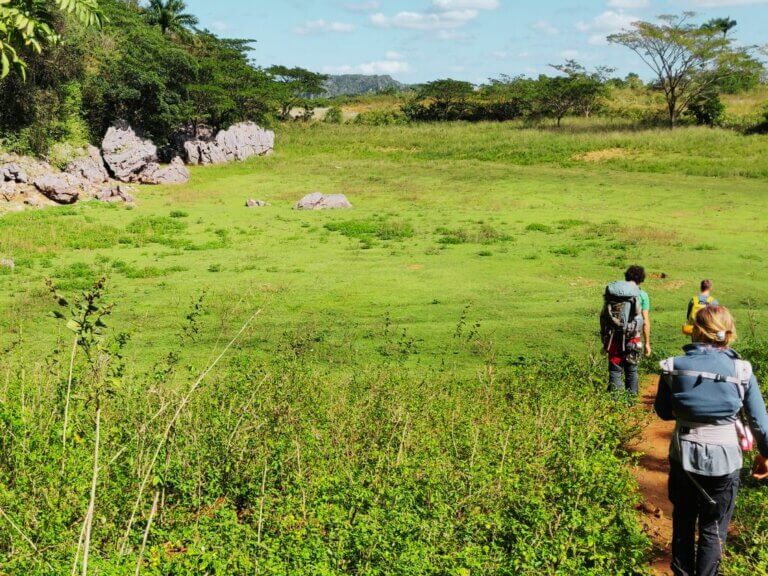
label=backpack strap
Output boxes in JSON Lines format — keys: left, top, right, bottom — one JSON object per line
{"left": 659, "top": 357, "right": 675, "bottom": 374}
{"left": 660, "top": 357, "right": 752, "bottom": 401}
{"left": 733, "top": 359, "right": 753, "bottom": 402}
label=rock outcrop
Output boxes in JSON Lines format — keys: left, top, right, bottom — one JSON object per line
{"left": 1, "top": 162, "right": 28, "bottom": 183}
{"left": 101, "top": 121, "right": 158, "bottom": 182}
{"left": 65, "top": 145, "right": 109, "bottom": 185}
{"left": 295, "top": 192, "right": 353, "bottom": 210}
{"left": 33, "top": 173, "right": 84, "bottom": 204}
{"left": 139, "top": 157, "right": 189, "bottom": 185}
{"left": 183, "top": 122, "right": 274, "bottom": 166}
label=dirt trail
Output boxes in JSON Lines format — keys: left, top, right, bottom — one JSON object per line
{"left": 632, "top": 375, "right": 675, "bottom": 575}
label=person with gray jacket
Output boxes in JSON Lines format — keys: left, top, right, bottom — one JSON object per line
{"left": 655, "top": 306, "right": 768, "bottom": 576}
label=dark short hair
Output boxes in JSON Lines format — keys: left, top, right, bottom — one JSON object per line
{"left": 625, "top": 265, "right": 646, "bottom": 285}
{"left": 701, "top": 279, "right": 712, "bottom": 292}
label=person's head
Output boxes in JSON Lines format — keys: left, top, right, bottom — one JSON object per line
{"left": 700, "top": 279, "right": 712, "bottom": 293}
{"left": 693, "top": 306, "right": 736, "bottom": 347}
{"left": 625, "top": 265, "right": 646, "bottom": 285}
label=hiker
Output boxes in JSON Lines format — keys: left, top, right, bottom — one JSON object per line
{"left": 601, "top": 265, "right": 652, "bottom": 395}
{"left": 683, "top": 280, "right": 719, "bottom": 336}
{"left": 656, "top": 306, "right": 768, "bottom": 576}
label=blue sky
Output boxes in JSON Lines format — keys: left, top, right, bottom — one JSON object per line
{"left": 185, "top": 0, "right": 768, "bottom": 84}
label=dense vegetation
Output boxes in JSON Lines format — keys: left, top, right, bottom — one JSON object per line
{"left": 0, "top": 0, "right": 327, "bottom": 155}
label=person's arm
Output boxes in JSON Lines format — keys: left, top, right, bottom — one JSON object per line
{"left": 686, "top": 299, "right": 693, "bottom": 322}
{"left": 743, "top": 374, "right": 768, "bottom": 479}
{"left": 643, "top": 309, "right": 651, "bottom": 356}
{"left": 654, "top": 374, "right": 675, "bottom": 421}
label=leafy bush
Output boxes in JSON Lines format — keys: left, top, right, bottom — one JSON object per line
{"left": 0, "top": 293, "right": 651, "bottom": 574}
{"left": 352, "top": 109, "right": 407, "bottom": 126}
{"left": 324, "top": 106, "right": 343, "bottom": 124}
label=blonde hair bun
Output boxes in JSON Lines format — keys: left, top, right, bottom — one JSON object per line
{"left": 693, "top": 306, "right": 737, "bottom": 346}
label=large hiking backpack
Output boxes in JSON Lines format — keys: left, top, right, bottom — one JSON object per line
{"left": 600, "top": 281, "right": 643, "bottom": 355}
{"left": 659, "top": 357, "right": 755, "bottom": 452}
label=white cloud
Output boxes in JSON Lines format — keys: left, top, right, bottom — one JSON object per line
{"left": 607, "top": 0, "right": 649, "bottom": 7}
{"left": 324, "top": 51, "right": 411, "bottom": 75}
{"left": 371, "top": 0, "right": 497, "bottom": 33}
{"left": 324, "top": 59, "right": 411, "bottom": 75}
{"left": 431, "top": 0, "right": 499, "bottom": 9}
{"left": 294, "top": 19, "right": 355, "bottom": 34}
{"left": 532, "top": 19, "right": 559, "bottom": 35}
{"left": 686, "top": 0, "right": 768, "bottom": 5}
{"left": 371, "top": 9, "right": 479, "bottom": 30}
{"left": 211, "top": 21, "right": 228, "bottom": 32}
{"left": 561, "top": 49, "right": 580, "bottom": 60}
{"left": 576, "top": 10, "right": 638, "bottom": 44}
{"left": 343, "top": 0, "right": 380, "bottom": 12}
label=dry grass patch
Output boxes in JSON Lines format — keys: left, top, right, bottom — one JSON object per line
{"left": 574, "top": 148, "right": 632, "bottom": 163}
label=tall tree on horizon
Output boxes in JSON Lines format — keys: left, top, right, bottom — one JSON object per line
{"left": 145, "top": 0, "right": 198, "bottom": 37}
{"left": 609, "top": 12, "right": 755, "bottom": 128}
{"left": 703, "top": 17, "right": 737, "bottom": 38}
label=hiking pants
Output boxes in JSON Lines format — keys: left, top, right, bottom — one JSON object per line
{"left": 608, "top": 359, "right": 638, "bottom": 395}
{"left": 669, "top": 462, "right": 740, "bottom": 576}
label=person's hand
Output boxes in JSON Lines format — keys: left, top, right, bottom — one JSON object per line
{"left": 752, "top": 454, "right": 768, "bottom": 481}
{"left": 645, "top": 343, "right": 652, "bottom": 357}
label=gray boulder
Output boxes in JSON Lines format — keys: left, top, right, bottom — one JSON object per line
{"left": 101, "top": 121, "right": 158, "bottom": 182}
{"left": 33, "top": 173, "right": 83, "bottom": 204}
{"left": 1, "top": 162, "right": 28, "bottom": 183}
{"left": 0, "top": 180, "right": 17, "bottom": 200}
{"left": 66, "top": 145, "right": 109, "bottom": 184}
{"left": 246, "top": 199, "right": 268, "bottom": 208}
{"left": 139, "top": 157, "right": 189, "bottom": 185}
{"left": 183, "top": 122, "right": 274, "bottom": 165}
{"left": 295, "top": 192, "right": 353, "bottom": 210}
{"left": 0, "top": 258, "right": 15, "bottom": 272}
{"left": 96, "top": 184, "right": 135, "bottom": 203}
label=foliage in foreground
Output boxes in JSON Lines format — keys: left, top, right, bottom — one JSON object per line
{"left": 0, "top": 281, "right": 650, "bottom": 575}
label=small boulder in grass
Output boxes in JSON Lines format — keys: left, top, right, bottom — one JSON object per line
{"left": 96, "top": 184, "right": 135, "bottom": 204}
{"left": 246, "top": 199, "right": 268, "bottom": 208}
{"left": 295, "top": 192, "right": 352, "bottom": 210}
{"left": 0, "top": 258, "right": 15, "bottom": 272}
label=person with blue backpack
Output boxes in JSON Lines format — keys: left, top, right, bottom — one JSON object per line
{"left": 601, "top": 265, "right": 652, "bottom": 395}
{"left": 656, "top": 306, "right": 768, "bottom": 576}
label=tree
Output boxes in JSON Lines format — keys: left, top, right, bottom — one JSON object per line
{"left": 703, "top": 17, "right": 737, "bottom": 39}
{"left": 417, "top": 78, "right": 474, "bottom": 105}
{"left": 608, "top": 13, "right": 754, "bottom": 128}
{"left": 535, "top": 61, "right": 610, "bottom": 126}
{"left": 267, "top": 66, "right": 328, "bottom": 121}
{"left": 0, "top": 0, "right": 102, "bottom": 79}
{"left": 145, "top": 0, "right": 198, "bottom": 37}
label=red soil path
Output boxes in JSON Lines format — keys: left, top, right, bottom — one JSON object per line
{"left": 632, "top": 376, "right": 675, "bottom": 575}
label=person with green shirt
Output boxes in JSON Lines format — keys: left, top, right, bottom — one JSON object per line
{"left": 606, "top": 265, "right": 652, "bottom": 395}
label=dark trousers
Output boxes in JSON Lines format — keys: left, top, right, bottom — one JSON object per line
{"left": 608, "top": 359, "right": 638, "bottom": 395}
{"left": 669, "top": 462, "right": 740, "bottom": 576}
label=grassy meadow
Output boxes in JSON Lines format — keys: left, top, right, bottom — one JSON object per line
{"left": 2, "top": 121, "right": 768, "bottom": 575}
{"left": 2, "top": 122, "right": 768, "bottom": 367}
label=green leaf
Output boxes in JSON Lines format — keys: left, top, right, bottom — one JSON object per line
{"left": 0, "top": 51, "right": 8, "bottom": 78}
{"left": 66, "top": 319, "right": 81, "bottom": 332}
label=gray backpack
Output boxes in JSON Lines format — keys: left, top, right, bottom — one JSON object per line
{"left": 600, "top": 281, "right": 643, "bottom": 354}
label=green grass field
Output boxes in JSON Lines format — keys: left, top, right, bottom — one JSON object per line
{"left": 2, "top": 122, "right": 767, "bottom": 368}
{"left": 2, "top": 121, "right": 768, "bottom": 575}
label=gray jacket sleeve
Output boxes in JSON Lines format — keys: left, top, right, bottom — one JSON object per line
{"left": 744, "top": 375, "right": 768, "bottom": 458}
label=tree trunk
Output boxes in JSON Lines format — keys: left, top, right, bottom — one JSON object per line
{"left": 668, "top": 97, "right": 677, "bottom": 129}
